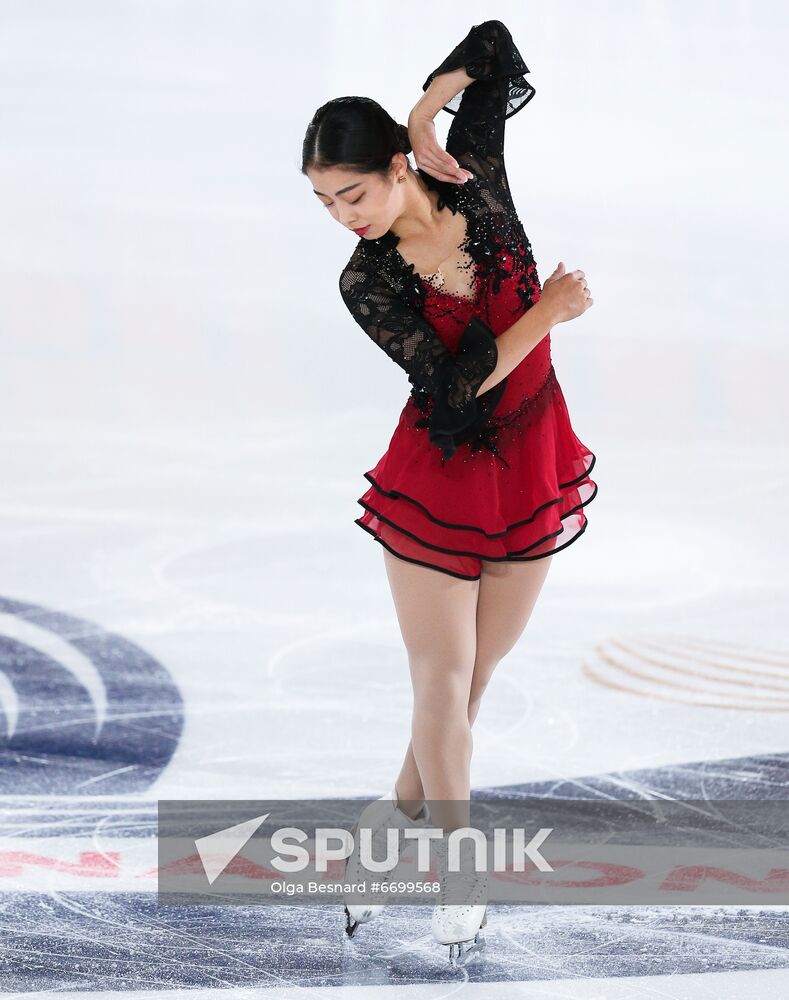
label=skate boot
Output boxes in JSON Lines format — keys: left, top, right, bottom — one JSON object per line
{"left": 342, "top": 786, "right": 430, "bottom": 938}
{"left": 431, "top": 834, "right": 489, "bottom": 966}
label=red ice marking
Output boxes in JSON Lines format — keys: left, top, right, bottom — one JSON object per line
{"left": 147, "top": 852, "right": 282, "bottom": 880}
{"left": 661, "top": 866, "right": 789, "bottom": 893}
{"left": 0, "top": 850, "right": 121, "bottom": 877}
{"left": 494, "top": 860, "right": 644, "bottom": 887}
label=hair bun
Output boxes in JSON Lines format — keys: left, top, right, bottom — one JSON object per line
{"left": 395, "top": 122, "right": 412, "bottom": 154}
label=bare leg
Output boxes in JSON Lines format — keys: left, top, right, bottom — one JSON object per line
{"left": 468, "top": 554, "right": 554, "bottom": 725}
{"left": 383, "top": 550, "right": 479, "bottom": 833}
{"left": 392, "top": 554, "right": 554, "bottom": 816}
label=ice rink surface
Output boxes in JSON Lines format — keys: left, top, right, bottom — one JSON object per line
{"left": 0, "top": 0, "right": 787, "bottom": 994}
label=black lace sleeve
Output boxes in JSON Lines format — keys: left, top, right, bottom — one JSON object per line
{"left": 339, "top": 259, "right": 500, "bottom": 463}
{"left": 421, "top": 19, "right": 535, "bottom": 204}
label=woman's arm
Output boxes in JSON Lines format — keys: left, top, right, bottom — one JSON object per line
{"left": 407, "top": 20, "right": 536, "bottom": 199}
{"left": 406, "top": 69, "right": 475, "bottom": 185}
{"left": 476, "top": 266, "right": 593, "bottom": 395}
{"left": 339, "top": 254, "right": 504, "bottom": 462}
{"left": 413, "top": 66, "right": 474, "bottom": 119}
{"left": 475, "top": 300, "right": 555, "bottom": 396}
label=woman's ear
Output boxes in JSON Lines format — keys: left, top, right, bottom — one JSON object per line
{"left": 390, "top": 150, "right": 410, "bottom": 179}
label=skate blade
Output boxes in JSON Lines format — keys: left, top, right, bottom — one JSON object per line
{"left": 448, "top": 931, "right": 486, "bottom": 967}
{"left": 344, "top": 904, "right": 371, "bottom": 938}
{"left": 344, "top": 901, "right": 386, "bottom": 936}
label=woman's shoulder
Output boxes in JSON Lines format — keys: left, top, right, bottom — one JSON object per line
{"left": 341, "top": 224, "right": 406, "bottom": 278}
{"left": 339, "top": 234, "right": 407, "bottom": 306}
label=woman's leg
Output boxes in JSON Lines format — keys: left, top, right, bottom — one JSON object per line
{"left": 468, "top": 554, "right": 554, "bottom": 725}
{"left": 393, "top": 554, "right": 554, "bottom": 815}
{"left": 383, "top": 549, "right": 479, "bottom": 833}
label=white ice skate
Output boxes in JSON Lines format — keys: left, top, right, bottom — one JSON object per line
{"left": 431, "top": 835, "right": 489, "bottom": 966}
{"left": 342, "top": 787, "right": 430, "bottom": 938}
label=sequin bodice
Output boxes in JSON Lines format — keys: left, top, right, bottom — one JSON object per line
{"left": 339, "top": 19, "right": 544, "bottom": 465}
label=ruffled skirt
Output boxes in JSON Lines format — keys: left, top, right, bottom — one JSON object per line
{"left": 354, "top": 365, "right": 598, "bottom": 580}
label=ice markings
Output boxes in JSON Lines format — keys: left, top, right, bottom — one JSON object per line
{"left": 0, "top": 595, "right": 184, "bottom": 793}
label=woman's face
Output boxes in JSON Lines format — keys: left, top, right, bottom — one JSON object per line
{"left": 307, "top": 160, "right": 405, "bottom": 240}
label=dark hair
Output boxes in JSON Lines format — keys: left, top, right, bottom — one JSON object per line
{"left": 301, "top": 96, "right": 414, "bottom": 179}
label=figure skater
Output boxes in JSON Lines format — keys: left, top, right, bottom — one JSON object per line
{"left": 302, "top": 18, "right": 596, "bottom": 965}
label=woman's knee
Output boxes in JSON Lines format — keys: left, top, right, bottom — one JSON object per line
{"left": 411, "top": 659, "right": 474, "bottom": 714}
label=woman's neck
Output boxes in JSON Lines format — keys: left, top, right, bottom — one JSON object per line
{"left": 389, "top": 171, "right": 443, "bottom": 244}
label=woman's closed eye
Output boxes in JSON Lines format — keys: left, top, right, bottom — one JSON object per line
{"left": 324, "top": 194, "right": 364, "bottom": 209}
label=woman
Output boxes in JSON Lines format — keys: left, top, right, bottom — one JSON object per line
{"left": 302, "top": 20, "right": 596, "bottom": 964}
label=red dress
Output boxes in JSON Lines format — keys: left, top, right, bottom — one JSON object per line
{"left": 339, "top": 20, "right": 597, "bottom": 581}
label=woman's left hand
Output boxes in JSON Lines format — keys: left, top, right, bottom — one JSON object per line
{"left": 407, "top": 113, "right": 475, "bottom": 185}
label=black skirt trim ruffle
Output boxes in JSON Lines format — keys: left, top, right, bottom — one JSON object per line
{"left": 354, "top": 511, "right": 593, "bottom": 581}
{"left": 355, "top": 477, "right": 598, "bottom": 562}
{"left": 362, "top": 451, "right": 596, "bottom": 539}
{"left": 354, "top": 519, "right": 483, "bottom": 581}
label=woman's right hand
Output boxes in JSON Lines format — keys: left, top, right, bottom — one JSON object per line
{"left": 539, "top": 262, "right": 594, "bottom": 324}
